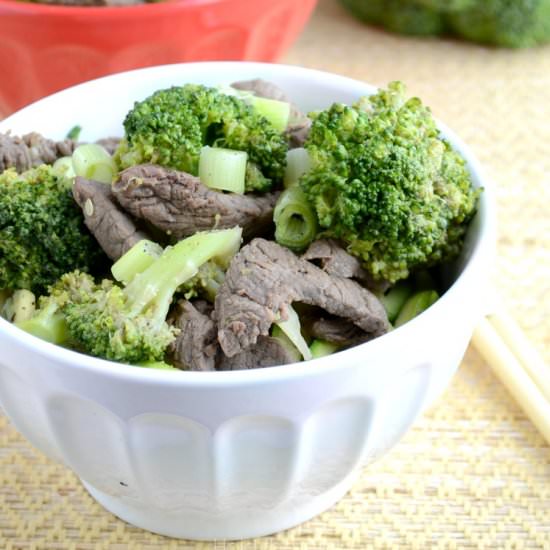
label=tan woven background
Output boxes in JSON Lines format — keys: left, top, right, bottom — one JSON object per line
{"left": 1, "top": 0, "right": 550, "bottom": 547}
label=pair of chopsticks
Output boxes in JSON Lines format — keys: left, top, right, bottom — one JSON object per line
{"left": 471, "top": 309, "right": 550, "bottom": 444}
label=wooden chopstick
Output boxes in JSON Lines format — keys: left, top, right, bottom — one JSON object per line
{"left": 488, "top": 311, "right": 550, "bottom": 403}
{"left": 471, "top": 315, "right": 550, "bottom": 444}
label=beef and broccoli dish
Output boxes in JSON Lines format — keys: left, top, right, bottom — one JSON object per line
{"left": 0, "top": 79, "right": 481, "bottom": 371}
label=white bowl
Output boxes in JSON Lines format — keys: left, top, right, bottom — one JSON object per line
{"left": 0, "top": 62, "right": 495, "bottom": 540}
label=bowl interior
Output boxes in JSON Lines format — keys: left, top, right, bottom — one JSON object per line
{"left": 0, "top": 61, "right": 495, "bottom": 380}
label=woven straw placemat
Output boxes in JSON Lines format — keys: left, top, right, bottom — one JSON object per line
{"left": 1, "top": 0, "right": 549, "bottom": 548}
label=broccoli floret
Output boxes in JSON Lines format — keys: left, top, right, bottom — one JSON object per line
{"left": 448, "top": 0, "right": 550, "bottom": 48}
{"left": 299, "top": 81, "right": 480, "bottom": 284}
{"left": 62, "top": 228, "right": 242, "bottom": 364}
{"left": 340, "top": 0, "right": 550, "bottom": 48}
{"left": 0, "top": 165, "right": 106, "bottom": 295}
{"left": 340, "top": 0, "right": 446, "bottom": 36}
{"left": 115, "top": 84, "right": 288, "bottom": 192}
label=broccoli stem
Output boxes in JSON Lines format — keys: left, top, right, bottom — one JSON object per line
{"left": 16, "top": 300, "right": 69, "bottom": 344}
{"left": 125, "top": 227, "right": 242, "bottom": 322}
{"left": 111, "top": 239, "right": 164, "bottom": 285}
{"left": 380, "top": 281, "right": 414, "bottom": 323}
{"left": 274, "top": 186, "right": 318, "bottom": 252}
{"left": 309, "top": 339, "right": 340, "bottom": 359}
{"left": 394, "top": 289, "right": 439, "bottom": 327}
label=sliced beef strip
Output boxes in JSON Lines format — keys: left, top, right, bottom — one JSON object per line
{"left": 113, "top": 164, "right": 279, "bottom": 240}
{"left": 0, "top": 131, "right": 77, "bottom": 173}
{"left": 215, "top": 238, "right": 390, "bottom": 357}
{"left": 73, "top": 177, "right": 150, "bottom": 261}
{"left": 307, "top": 317, "right": 373, "bottom": 347}
{"left": 218, "top": 336, "right": 297, "bottom": 371}
{"left": 303, "top": 239, "right": 390, "bottom": 293}
{"left": 168, "top": 300, "right": 296, "bottom": 371}
{"left": 168, "top": 300, "right": 218, "bottom": 372}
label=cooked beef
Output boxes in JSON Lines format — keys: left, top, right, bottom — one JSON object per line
{"left": 307, "top": 317, "right": 372, "bottom": 347}
{"left": 168, "top": 300, "right": 218, "bottom": 371}
{"left": 285, "top": 118, "right": 312, "bottom": 149}
{"left": 218, "top": 336, "right": 297, "bottom": 371}
{"left": 0, "top": 132, "right": 77, "bottom": 173}
{"left": 95, "top": 137, "right": 121, "bottom": 155}
{"left": 73, "top": 177, "right": 150, "bottom": 261}
{"left": 303, "top": 239, "right": 390, "bottom": 293}
{"left": 113, "top": 164, "right": 278, "bottom": 240}
{"left": 168, "top": 299, "right": 298, "bottom": 371}
{"left": 215, "top": 239, "right": 390, "bottom": 357}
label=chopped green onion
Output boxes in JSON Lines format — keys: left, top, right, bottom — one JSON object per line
{"left": 199, "top": 146, "right": 247, "bottom": 194}
{"left": 394, "top": 290, "right": 439, "bottom": 328}
{"left": 53, "top": 156, "right": 76, "bottom": 187}
{"left": 380, "top": 281, "right": 414, "bottom": 323}
{"left": 274, "top": 304, "right": 312, "bottom": 361}
{"left": 284, "top": 148, "right": 311, "bottom": 188}
{"left": 274, "top": 186, "right": 318, "bottom": 251}
{"left": 66, "top": 125, "right": 82, "bottom": 141}
{"left": 72, "top": 143, "right": 117, "bottom": 184}
{"left": 251, "top": 97, "right": 291, "bottom": 132}
{"left": 309, "top": 339, "right": 340, "bottom": 359}
{"left": 111, "top": 239, "right": 164, "bottom": 285}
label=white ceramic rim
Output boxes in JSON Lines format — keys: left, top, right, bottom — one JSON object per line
{"left": 0, "top": 61, "right": 497, "bottom": 387}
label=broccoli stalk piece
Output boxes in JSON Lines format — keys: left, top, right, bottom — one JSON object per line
{"left": 0, "top": 165, "right": 106, "bottom": 294}
{"left": 16, "top": 271, "right": 97, "bottom": 344}
{"left": 64, "top": 228, "right": 242, "bottom": 364}
{"left": 299, "top": 81, "right": 480, "bottom": 284}
{"left": 17, "top": 298, "right": 69, "bottom": 345}
{"left": 114, "top": 84, "right": 288, "bottom": 192}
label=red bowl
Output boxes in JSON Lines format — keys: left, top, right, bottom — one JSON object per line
{"left": 0, "top": 0, "right": 317, "bottom": 115}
